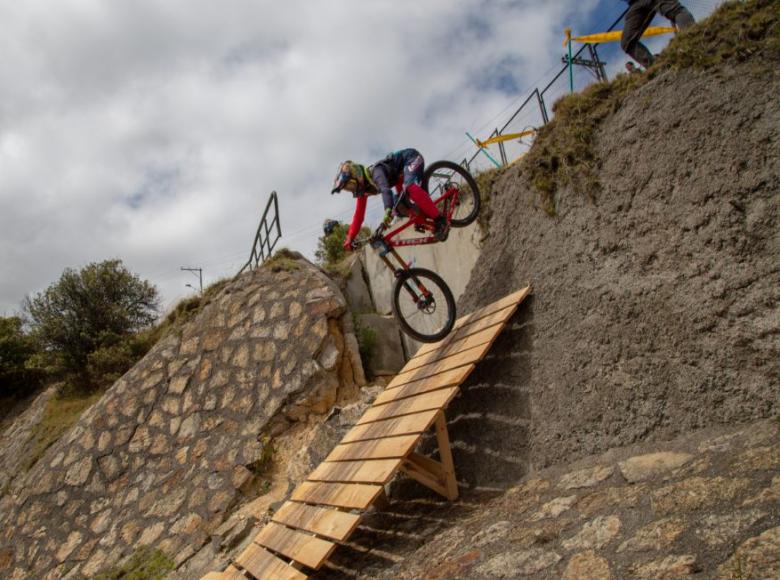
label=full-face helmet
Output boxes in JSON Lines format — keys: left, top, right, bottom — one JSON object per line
{"left": 331, "top": 160, "right": 367, "bottom": 196}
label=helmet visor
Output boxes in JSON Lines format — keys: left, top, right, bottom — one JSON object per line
{"left": 342, "top": 176, "right": 358, "bottom": 193}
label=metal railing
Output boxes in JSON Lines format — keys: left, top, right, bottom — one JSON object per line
{"left": 459, "top": 8, "right": 630, "bottom": 174}
{"left": 238, "top": 191, "right": 282, "bottom": 274}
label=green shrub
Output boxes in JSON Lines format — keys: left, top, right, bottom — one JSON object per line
{"left": 0, "top": 316, "right": 44, "bottom": 399}
{"left": 24, "top": 259, "right": 159, "bottom": 392}
{"left": 94, "top": 548, "right": 174, "bottom": 580}
{"left": 316, "top": 222, "right": 350, "bottom": 266}
{"left": 353, "top": 315, "right": 377, "bottom": 375}
{"left": 316, "top": 224, "right": 371, "bottom": 279}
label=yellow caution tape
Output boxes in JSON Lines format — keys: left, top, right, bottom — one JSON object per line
{"left": 476, "top": 129, "right": 537, "bottom": 149}
{"left": 569, "top": 26, "right": 677, "bottom": 45}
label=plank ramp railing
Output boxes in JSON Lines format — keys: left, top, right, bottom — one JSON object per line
{"left": 202, "top": 287, "right": 532, "bottom": 579}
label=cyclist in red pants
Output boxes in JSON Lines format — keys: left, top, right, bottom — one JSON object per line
{"left": 331, "top": 148, "right": 447, "bottom": 251}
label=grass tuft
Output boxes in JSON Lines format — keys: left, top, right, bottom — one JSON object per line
{"left": 22, "top": 387, "right": 104, "bottom": 473}
{"left": 93, "top": 548, "right": 174, "bottom": 580}
{"left": 263, "top": 248, "right": 302, "bottom": 272}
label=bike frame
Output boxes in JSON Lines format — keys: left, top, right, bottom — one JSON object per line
{"left": 372, "top": 184, "right": 461, "bottom": 276}
{"left": 385, "top": 185, "right": 460, "bottom": 249}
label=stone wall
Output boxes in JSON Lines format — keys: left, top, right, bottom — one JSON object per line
{"left": 0, "top": 257, "right": 365, "bottom": 579}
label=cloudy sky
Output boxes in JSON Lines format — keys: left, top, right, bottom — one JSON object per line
{"left": 0, "top": 0, "right": 722, "bottom": 316}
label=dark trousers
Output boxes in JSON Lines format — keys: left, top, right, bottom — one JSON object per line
{"left": 621, "top": 0, "right": 695, "bottom": 68}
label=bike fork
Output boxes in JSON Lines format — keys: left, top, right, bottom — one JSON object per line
{"left": 381, "top": 248, "right": 432, "bottom": 304}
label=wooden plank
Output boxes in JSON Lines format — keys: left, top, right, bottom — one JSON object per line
{"left": 456, "top": 286, "right": 531, "bottom": 328}
{"left": 414, "top": 287, "right": 530, "bottom": 358}
{"left": 386, "top": 342, "right": 492, "bottom": 390}
{"left": 221, "top": 565, "right": 247, "bottom": 579}
{"left": 326, "top": 434, "right": 421, "bottom": 461}
{"left": 234, "top": 543, "right": 306, "bottom": 580}
{"left": 357, "top": 387, "right": 459, "bottom": 425}
{"left": 222, "top": 565, "right": 249, "bottom": 580}
{"left": 340, "top": 410, "right": 439, "bottom": 444}
{"left": 373, "top": 366, "right": 474, "bottom": 406}
{"left": 308, "top": 458, "right": 401, "bottom": 484}
{"left": 406, "top": 322, "right": 507, "bottom": 371}
{"left": 255, "top": 522, "right": 336, "bottom": 570}
{"left": 411, "top": 305, "right": 515, "bottom": 360}
{"left": 291, "top": 481, "right": 383, "bottom": 510}
{"left": 273, "top": 502, "right": 361, "bottom": 542}
{"left": 199, "top": 572, "right": 227, "bottom": 580}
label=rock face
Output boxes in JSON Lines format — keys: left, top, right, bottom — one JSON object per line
{"left": 454, "top": 59, "right": 780, "bottom": 478}
{"left": 325, "top": 419, "right": 780, "bottom": 579}
{"left": 0, "top": 258, "right": 365, "bottom": 579}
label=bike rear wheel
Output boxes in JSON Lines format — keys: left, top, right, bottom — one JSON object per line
{"left": 392, "top": 268, "right": 456, "bottom": 343}
{"left": 422, "top": 160, "right": 481, "bottom": 228}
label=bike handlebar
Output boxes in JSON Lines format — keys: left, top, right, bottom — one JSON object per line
{"left": 351, "top": 223, "right": 388, "bottom": 250}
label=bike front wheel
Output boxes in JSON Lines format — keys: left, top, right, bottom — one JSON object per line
{"left": 392, "top": 268, "right": 456, "bottom": 343}
{"left": 422, "top": 160, "right": 481, "bottom": 228}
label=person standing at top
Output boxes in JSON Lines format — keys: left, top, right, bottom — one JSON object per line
{"left": 330, "top": 148, "right": 448, "bottom": 251}
{"left": 621, "top": 0, "right": 695, "bottom": 69}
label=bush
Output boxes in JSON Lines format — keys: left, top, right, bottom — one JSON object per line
{"left": 353, "top": 315, "right": 377, "bottom": 376}
{"left": 0, "top": 316, "right": 44, "bottom": 398}
{"left": 316, "top": 222, "right": 350, "bottom": 266}
{"left": 24, "top": 259, "right": 159, "bottom": 391}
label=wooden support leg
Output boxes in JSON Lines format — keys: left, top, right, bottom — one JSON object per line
{"left": 434, "top": 411, "right": 459, "bottom": 501}
{"left": 400, "top": 411, "right": 459, "bottom": 501}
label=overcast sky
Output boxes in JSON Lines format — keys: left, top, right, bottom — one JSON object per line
{"left": 0, "top": 0, "right": 723, "bottom": 316}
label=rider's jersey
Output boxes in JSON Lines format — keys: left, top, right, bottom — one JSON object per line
{"left": 369, "top": 148, "right": 425, "bottom": 209}
{"left": 346, "top": 148, "right": 425, "bottom": 240}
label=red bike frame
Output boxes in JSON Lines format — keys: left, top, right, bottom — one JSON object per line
{"left": 384, "top": 185, "right": 461, "bottom": 248}
{"left": 369, "top": 184, "right": 461, "bottom": 276}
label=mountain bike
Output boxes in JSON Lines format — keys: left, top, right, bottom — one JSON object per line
{"left": 352, "top": 160, "right": 481, "bottom": 343}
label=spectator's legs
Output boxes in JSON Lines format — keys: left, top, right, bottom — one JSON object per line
{"left": 621, "top": 0, "right": 658, "bottom": 69}
{"left": 657, "top": 0, "right": 695, "bottom": 30}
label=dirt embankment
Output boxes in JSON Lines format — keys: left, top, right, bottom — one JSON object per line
{"left": 454, "top": 57, "right": 779, "bottom": 479}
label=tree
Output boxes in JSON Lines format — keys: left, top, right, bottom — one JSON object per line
{"left": 24, "top": 259, "right": 160, "bottom": 389}
{"left": 315, "top": 222, "right": 349, "bottom": 266}
{"left": 315, "top": 222, "right": 371, "bottom": 267}
{"left": 0, "top": 316, "right": 43, "bottom": 398}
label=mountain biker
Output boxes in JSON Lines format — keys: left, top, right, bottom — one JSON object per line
{"left": 621, "top": 0, "right": 695, "bottom": 69}
{"left": 330, "top": 148, "right": 448, "bottom": 251}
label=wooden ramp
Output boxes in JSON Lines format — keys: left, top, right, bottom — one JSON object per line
{"left": 203, "top": 287, "right": 531, "bottom": 579}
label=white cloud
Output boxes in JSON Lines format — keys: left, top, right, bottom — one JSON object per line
{"left": 1, "top": 0, "right": 655, "bottom": 315}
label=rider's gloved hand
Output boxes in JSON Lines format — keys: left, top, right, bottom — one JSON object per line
{"left": 382, "top": 208, "right": 393, "bottom": 227}
{"left": 343, "top": 236, "right": 355, "bottom": 251}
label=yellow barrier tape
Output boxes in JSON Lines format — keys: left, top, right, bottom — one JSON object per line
{"left": 569, "top": 26, "right": 676, "bottom": 45}
{"left": 476, "top": 129, "right": 536, "bottom": 149}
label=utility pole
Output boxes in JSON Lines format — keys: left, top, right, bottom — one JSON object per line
{"left": 181, "top": 266, "right": 203, "bottom": 294}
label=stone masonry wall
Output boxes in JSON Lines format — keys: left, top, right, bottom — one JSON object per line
{"left": 0, "top": 257, "right": 364, "bottom": 579}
